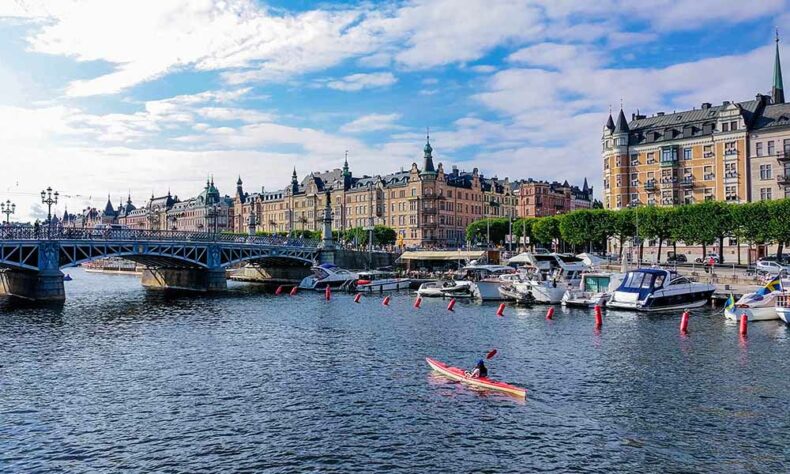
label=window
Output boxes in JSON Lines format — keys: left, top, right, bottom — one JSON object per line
{"left": 785, "top": 139, "right": 790, "bottom": 154}
{"left": 604, "top": 179, "right": 610, "bottom": 190}
{"left": 768, "top": 141, "right": 775, "bottom": 155}
{"left": 646, "top": 152, "right": 656, "bottom": 164}
{"left": 756, "top": 142, "right": 763, "bottom": 156}
{"left": 616, "top": 196, "right": 622, "bottom": 207}
{"left": 704, "top": 188, "right": 714, "bottom": 201}
{"left": 630, "top": 154, "right": 639, "bottom": 166}
{"left": 615, "top": 156, "right": 622, "bottom": 167}
{"left": 630, "top": 172, "right": 638, "bottom": 186}
{"left": 630, "top": 193, "right": 639, "bottom": 204}
{"left": 725, "top": 185, "right": 737, "bottom": 201}
{"left": 703, "top": 165, "right": 714, "bottom": 180}
{"left": 760, "top": 164, "right": 773, "bottom": 180}
{"left": 730, "top": 121, "right": 737, "bottom": 131}
{"left": 683, "top": 148, "right": 692, "bottom": 160}
{"left": 703, "top": 145, "right": 714, "bottom": 158}
{"left": 616, "top": 175, "right": 622, "bottom": 187}
{"left": 760, "top": 188, "right": 773, "bottom": 201}
{"left": 647, "top": 171, "right": 655, "bottom": 179}
{"left": 661, "top": 147, "right": 677, "bottom": 164}
{"left": 725, "top": 162, "right": 737, "bottom": 178}
{"left": 721, "top": 122, "right": 729, "bottom": 132}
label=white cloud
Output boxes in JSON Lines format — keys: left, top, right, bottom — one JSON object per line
{"left": 326, "top": 72, "right": 397, "bottom": 92}
{"left": 507, "top": 43, "right": 603, "bottom": 69}
{"left": 340, "top": 113, "right": 402, "bottom": 133}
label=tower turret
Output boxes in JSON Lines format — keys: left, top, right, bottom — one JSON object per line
{"left": 419, "top": 129, "right": 436, "bottom": 179}
{"left": 773, "top": 29, "right": 785, "bottom": 104}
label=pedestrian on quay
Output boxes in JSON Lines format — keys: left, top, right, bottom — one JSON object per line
{"left": 34, "top": 220, "right": 40, "bottom": 238}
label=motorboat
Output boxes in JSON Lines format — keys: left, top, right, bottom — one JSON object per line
{"left": 454, "top": 264, "right": 517, "bottom": 301}
{"left": 355, "top": 270, "right": 411, "bottom": 292}
{"left": 562, "top": 272, "right": 624, "bottom": 308}
{"left": 607, "top": 268, "right": 715, "bottom": 312}
{"left": 724, "top": 291, "right": 781, "bottom": 322}
{"left": 515, "top": 253, "right": 589, "bottom": 304}
{"left": 498, "top": 283, "right": 535, "bottom": 305}
{"left": 439, "top": 280, "right": 475, "bottom": 298}
{"left": 298, "top": 263, "right": 359, "bottom": 290}
{"left": 416, "top": 281, "right": 446, "bottom": 297}
{"left": 776, "top": 290, "right": 790, "bottom": 324}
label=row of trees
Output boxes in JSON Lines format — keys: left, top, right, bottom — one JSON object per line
{"left": 466, "top": 199, "right": 790, "bottom": 264}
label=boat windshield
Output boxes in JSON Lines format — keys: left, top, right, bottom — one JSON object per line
{"left": 583, "top": 276, "right": 611, "bottom": 293}
{"left": 558, "top": 255, "right": 583, "bottom": 263}
{"left": 622, "top": 271, "right": 665, "bottom": 290}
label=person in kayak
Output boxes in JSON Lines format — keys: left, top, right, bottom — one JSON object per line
{"left": 467, "top": 359, "right": 488, "bottom": 379}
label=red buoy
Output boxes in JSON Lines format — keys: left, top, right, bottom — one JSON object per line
{"left": 275, "top": 285, "right": 283, "bottom": 295}
{"left": 594, "top": 305, "right": 603, "bottom": 329}
{"left": 546, "top": 306, "right": 554, "bottom": 320}
{"left": 680, "top": 310, "right": 690, "bottom": 334}
{"left": 414, "top": 296, "right": 422, "bottom": 308}
{"left": 382, "top": 295, "right": 391, "bottom": 306}
{"left": 739, "top": 314, "right": 748, "bottom": 336}
{"left": 496, "top": 303, "right": 505, "bottom": 317}
{"left": 447, "top": 298, "right": 456, "bottom": 311}
{"left": 289, "top": 286, "right": 298, "bottom": 296}
{"left": 325, "top": 285, "right": 331, "bottom": 301}
{"left": 353, "top": 293, "right": 362, "bottom": 303}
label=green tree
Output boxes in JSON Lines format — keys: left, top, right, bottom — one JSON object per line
{"left": 465, "top": 218, "right": 509, "bottom": 245}
{"left": 768, "top": 199, "right": 790, "bottom": 259}
{"left": 532, "top": 216, "right": 560, "bottom": 247}
{"left": 731, "top": 202, "right": 772, "bottom": 264}
{"left": 609, "top": 208, "right": 635, "bottom": 259}
{"left": 373, "top": 225, "right": 397, "bottom": 245}
{"left": 636, "top": 206, "right": 674, "bottom": 263}
{"left": 558, "top": 209, "right": 606, "bottom": 252}
{"left": 513, "top": 217, "right": 535, "bottom": 249}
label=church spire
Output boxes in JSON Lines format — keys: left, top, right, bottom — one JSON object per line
{"left": 342, "top": 150, "right": 350, "bottom": 177}
{"left": 773, "top": 28, "right": 785, "bottom": 104}
{"left": 291, "top": 167, "right": 299, "bottom": 194}
{"left": 420, "top": 128, "right": 436, "bottom": 177}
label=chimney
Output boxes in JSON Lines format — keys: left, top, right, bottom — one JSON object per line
{"left": 701, "top": 102, "right": 711, "bottom": 109}
{"left": 722, "top": 100, "right": 730, "bottom": 106}
{"left": 656, "top": 112, "right": 665, "bottom": 116}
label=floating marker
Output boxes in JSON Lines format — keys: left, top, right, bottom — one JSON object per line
{"left": 739, "top": 314, "right": 748, "bottom": 336}
{"left": 447, "top": 298, "right": 456, "bottom": 311}
{"left": 289, "top": 286, "right": 298, "bottom": 296}
{"left": 325, "top": 285, "right": 331, "bottom": 301}
{"left": 353, "top": 293, "right": 362, "bottom": 303}
{"left": 275, "top": 285, "right": 283, "bottom": 295}
{"left": 680, "top": 310, "right": 690, "bottom": 334}
{"left": 594, "top": 305, "right": 603, "bottom": 329}
{"left": 496, "top": 303, "right": 505, "bottom": 317}
{"left": 546, "top": 306, "right": 554, "bottom": 320}
{"left": 382, "top": 295, "right": 391, "bottom": 306}
{"left": 414, "top": 296, "right": 422, "bottom": 308}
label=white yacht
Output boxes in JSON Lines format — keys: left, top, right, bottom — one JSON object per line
{"left": 725, "top": 291, "right": 782, "bottom": 322}
{"left": 298, "top": 264, "right": 359, "bottom": 290}
{"left": 776, "top": 290, "right": 790, "bottom": 324}
{"left": 607, "top": 268, "right": 715, "bottom": 312}
{"left": 439, "top": 280, "right": 475, "bottom": 298}
{"left": 355, "top": 270, "right": 411, "bottom": 292}
{"left": 514, "top": 253, "right": 589, "bottom": 303}
{"left": 562, "top": 272, "right": 624, "bottom": 308}
{"left": 454, "top": 264, "right": 517, "bottom": 301}
{"left": 416, "top": 281, "right": 446, "bottom": 297}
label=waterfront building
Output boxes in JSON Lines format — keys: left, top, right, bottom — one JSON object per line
{"left": 515, "top": 179, "right": 593, "bottom": 218}
{"left": 233, "top": 137, "right": 528, "bottom": 248}
{"left": 603, "top": 35, "right": 784, "bottom": 210}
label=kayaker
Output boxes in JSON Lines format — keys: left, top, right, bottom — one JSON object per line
{"left": 467, "top": 359, "right": 488, "bottom": 379}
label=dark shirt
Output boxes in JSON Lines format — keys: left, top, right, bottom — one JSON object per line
{"left": 478, "top": 366, "right": 488, "bottom": 378}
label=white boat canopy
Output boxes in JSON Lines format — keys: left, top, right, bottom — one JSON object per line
{"left": 577, "top": 252, "right": 606, "bottom": 267}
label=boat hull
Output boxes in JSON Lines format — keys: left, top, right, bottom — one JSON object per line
{"left": 778, "top": 308, "right": 790, "bottom": 325}
{"left": 425, "top": 358, "right": 526, "bottom": 398}
{"left": 607, "top": 291, "right": 713, "bottom": 312}
{"left": 724, "top": 306, "right": 779, "bottom": 321}
{"left": 472, "top": 280, "right": 506, "bottom": 301}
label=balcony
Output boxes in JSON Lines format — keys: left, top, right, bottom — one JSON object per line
{"left": 644, "top": 180, "right": 657, "bottom": 191}
{"left": 776, "top": 151, "right": 790, "bottom": 162}
{"left": 704, "top": 174, "right": 715, "bottom": 181}
{"left": 679, "top": 177, "right": 694, "bottom": 188}
{"left": 777, "top": 175, "right": 790, "bottom": 185}
{"left": 724, "top": 171, "right": 739, "bottom": 180}
{"left": 724, "top": 148, "right": 739, "bottom": 157}
{"left": 703, "top": 151, "right": 715, "bottom": 158}
{"left": 660, "top": 159, "right": 678, "bottom": 167}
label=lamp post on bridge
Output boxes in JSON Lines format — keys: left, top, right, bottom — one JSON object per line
{"left": 40, "top": 187, "right": 58, "bottom": 238}
{"left": 1, "top": 200, "right": 15, "bottom": 224}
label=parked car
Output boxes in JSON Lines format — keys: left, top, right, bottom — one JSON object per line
{"left": 755, "top": 259, "right": 790, "bottom": 275}
{"left": 694, "top": 253, "right": 720, "bottom": 264}
{"left": 757, "top": 255, "right": 790, "bottom": 265}
{"left": 666, "top": 252, "right": 687, "bottom": 264}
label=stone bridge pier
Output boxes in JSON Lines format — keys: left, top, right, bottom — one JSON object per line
{"left": 139, "top": 244, "right": 227, "bottom": 292}
{"left": 0, "top": 242, "right": 65, "bottom": 301}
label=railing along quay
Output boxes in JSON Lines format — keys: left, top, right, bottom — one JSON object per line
{"left": 0, "top": 225, "right": 319, "bottom": 247}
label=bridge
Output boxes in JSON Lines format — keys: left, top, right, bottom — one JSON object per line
{"left": 0, "top": 226, "right": 327, "bottom": 301}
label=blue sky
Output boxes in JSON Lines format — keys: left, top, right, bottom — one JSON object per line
{"left": 0, "top": 0, "right": 787, "bottom": 220}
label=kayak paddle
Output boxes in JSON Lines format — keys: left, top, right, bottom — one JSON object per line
{"left": 486, "top": 349, "right": 497, "bottom": 359}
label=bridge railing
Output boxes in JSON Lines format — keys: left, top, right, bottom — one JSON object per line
{"left": 0, "top": 225, "right": 319, "bottom": 247}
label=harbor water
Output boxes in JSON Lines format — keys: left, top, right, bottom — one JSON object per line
{"left": 2, "top": 268, "right": 789, "bottom": 472}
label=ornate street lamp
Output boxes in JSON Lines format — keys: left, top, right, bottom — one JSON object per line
{"left": 1, "top": 199, "right": 15, "bottom": 224}
{"left": 41, "top": 187, "right": 59, "bottom": 238}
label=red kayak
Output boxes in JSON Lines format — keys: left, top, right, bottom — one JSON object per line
{"left": 425, "top": 357, "right": 526, "bottom": 398}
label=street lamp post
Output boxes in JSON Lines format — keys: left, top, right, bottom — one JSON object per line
{"left": 1, "top": 200, "right": 15, "bottom": 224}
{"left": 40, "top": 187, "right": 59, "bottom": 238}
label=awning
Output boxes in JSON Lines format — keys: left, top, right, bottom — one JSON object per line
{"left": 398, "top": 250, "right": 486, "bottom": 261}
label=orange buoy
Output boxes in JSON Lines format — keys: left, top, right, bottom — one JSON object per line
{"left": 289, "top": 286, "right": 298, "bottom": 296}
{"left": 496, "top": 303, "right": 505, "bottom": 317}
{"left": 325, "top": 285, "right": 331, "bottom": 301}
{"left": 353, "top": 293, "right": 362, "bottom": 303}
{"left": 382, "top": 295, "right": 391, "bottom": 306}
{"left": 594, "top": 305, "right": 603, "bottom": 329}
{"left": 546, "top": 306, "right": 554, "bottom": 320}
{"left": 680, "top": 310, "right": 690, "bottom": 334}
{"left": 275, "top": 285, "right": 283, "bottom": 295}
{"left": 447, "top": 298, "right": 456, "bottom": 311}
{"left": 739, "top": 314, "right": 748, "bottom": 336}
{"left": 414, "top": 296, "right": 422, "bottom": 308}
